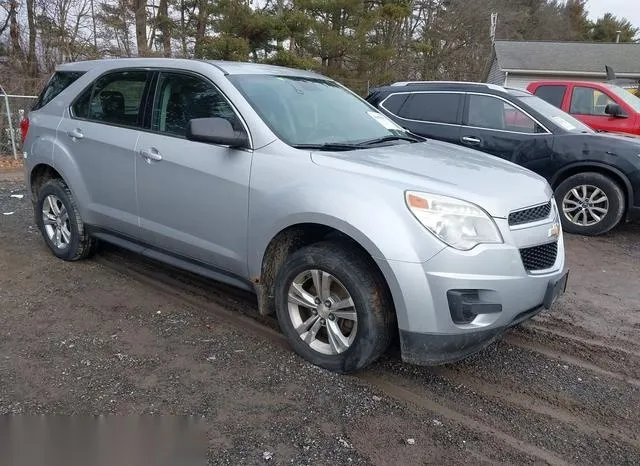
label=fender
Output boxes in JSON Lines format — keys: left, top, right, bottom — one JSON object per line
{"left": 549, "top": 161, "right": 635, "bottom": 207}
{"left": 26, "top": 135, "right": 55, "bottom": 184}
{"left": 247, "top": 194, "right": 438, "bottom": 323}
{"left": 47, "top": 134, "right": 95, "bottom": 223}
{"left": 247, "top": 183, "right": 445, "bottom": 280}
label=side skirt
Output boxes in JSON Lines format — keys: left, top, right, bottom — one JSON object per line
{"left": 86, "top": 226, "right": 255, "bottom": 293}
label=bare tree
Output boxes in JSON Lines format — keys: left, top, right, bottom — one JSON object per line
{"left": 133, "top": 0, "right": 148, "bottom": 55}
{"left": 157, "top": 0, "right": 171, "bottom": 56}
{"left": 8, "top": 0, "right": 23, "bottom": 59}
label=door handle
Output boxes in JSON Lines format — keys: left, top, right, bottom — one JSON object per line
{"left": 461, "top": 136, "right": 481, "bottom": 145}
{"left": 66, "top": 128, "right": 84, "bottom": 140}
{"left": 140, "top": 148, "right": 163, "bottom": 162}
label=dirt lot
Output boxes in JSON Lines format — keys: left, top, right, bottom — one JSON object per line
{"left": 1, "top": 169, "right": 639, "bottom": 465}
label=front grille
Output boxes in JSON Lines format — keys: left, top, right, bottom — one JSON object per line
{"left": 508, "top": 201, "right": 552, "bottom": 226}
{"left": 520, "top": 242, "right": 558, "bottom": 272}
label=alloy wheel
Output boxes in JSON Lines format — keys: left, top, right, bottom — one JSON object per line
{"left": 42, "top": 194, "right": 72, "bottom": 250}
{"left": 562, "top": 184, "right": 609, "bottom": 227}
{"left": 287, "top": 269, "right": 358, "bottom": 355}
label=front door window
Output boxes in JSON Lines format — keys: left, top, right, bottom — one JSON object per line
{"left": 467, "top": 95, "right": 542, "bottom": 133}
{"left": 569, "top": 86, "right": 620, "bottom": 116}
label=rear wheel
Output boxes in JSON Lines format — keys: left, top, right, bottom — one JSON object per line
{"left": 554, "top": 172, "right": 625, "bottom": 236}
{"left": 35, "top": 178, "right": 96, "bottom": 260}
{"left": 274, "top": 241, "right": 394, "bottom": 373}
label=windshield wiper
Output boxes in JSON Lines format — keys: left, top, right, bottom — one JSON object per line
{"left": 355, "top": 134, "right": 424, "bottom": 146}
{"left": 291, "top": 134, "right": 423, "bottom": 152}
{"left": 291, "top": 143, "right": 364, "bottom": 151}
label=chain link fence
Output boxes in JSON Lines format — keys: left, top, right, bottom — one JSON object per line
{"left": 1, "top": 88, "right": 37, "bottom": 159}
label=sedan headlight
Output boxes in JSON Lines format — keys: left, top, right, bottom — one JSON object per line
{"left": 405, "top": 191, "right": 503, "bottom": 250}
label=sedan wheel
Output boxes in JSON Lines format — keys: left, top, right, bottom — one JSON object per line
{"left": 287, "top": 269, "right": 358, "bottom": 355}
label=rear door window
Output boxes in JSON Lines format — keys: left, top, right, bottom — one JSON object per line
{"left": 397, "top": 93, "right": 461, "bottom": 124}
{"left": 31, "top": 71, "right": 85, "bottom": 111}
{"left": 532, "top": 85, "right": 566, "bottom": 108}
{"left": 72, "top": 70, "right": 150, "bottom": 128}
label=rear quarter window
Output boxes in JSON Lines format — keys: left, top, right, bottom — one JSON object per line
{"left": 532, "top": 85, "right": 566, "bottom": 108}
{"left": 31, "top": 71, "right": 85, "bottom": 111}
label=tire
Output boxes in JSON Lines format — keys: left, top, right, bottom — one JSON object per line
{"left": 274, "top": 240, "right": 395, "bottom": 373}
{"left": 554, "top": 172, "right": 625, "bottom": 236}
{"left": 35, "top": 178, "right": 96, "bottom": 261}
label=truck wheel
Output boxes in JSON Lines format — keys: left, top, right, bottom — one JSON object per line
{"left": 35, "top": 178, "right": 96, "bottom": 261}
{"left": 274, "top": 240, "right": 394, "bottom": 373}
{"left": 554, "top": 172, "right": 625, "bottom": 236}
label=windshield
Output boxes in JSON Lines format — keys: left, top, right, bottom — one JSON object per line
{"left": 516, "top": 95, "right": 594, "bottom": 133}
{"left": 227, "top": 74, "right": 409, "bottom": 146}
{"left": 604, "top": 83, "right": 640, "bottom": 113}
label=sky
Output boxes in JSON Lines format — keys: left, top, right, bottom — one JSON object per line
{"left": 585, "top": 0, "right": 640, "bottom": 31}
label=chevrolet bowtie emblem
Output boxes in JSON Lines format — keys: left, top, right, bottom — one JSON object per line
{"left": 548, "top": 223, "right": 560, "bottom": 238}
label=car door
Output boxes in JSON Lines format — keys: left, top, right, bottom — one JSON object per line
{"left": 134, "top": 70, "right": 252, "bottom": 277}
{"left": 460, "top": 93, "right": 554, "bottom": 174}
{"left": 567, "top": 85, "right": 629, "bottom": 133}
{"left": 58, "top": 69, "right": 152, "bottom": 238}
{"left": 378, "top": 91, "right": 463, "bottom": 144}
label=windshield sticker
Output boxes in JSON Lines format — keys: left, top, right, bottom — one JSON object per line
{"left": 367, "top": 111, "right": 402, "bottom": 130}
{"left": 551, "top": 116, "right": 575, "bottom": 131}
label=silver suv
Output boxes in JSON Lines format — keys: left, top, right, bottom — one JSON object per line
{"left": 23, "top": 59, "right": 568, "bottom": 373}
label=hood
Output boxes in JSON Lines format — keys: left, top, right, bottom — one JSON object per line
{"left": 556, "top": 131, "right": 640, "bottom": 161}
{"left": 310, "top": 139, "right": 552, "bottom": 218}
{"left": 601, "top": 131, "right": 640, "bottom": 140}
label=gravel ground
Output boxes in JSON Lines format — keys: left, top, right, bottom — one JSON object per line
{"left": 1, "top": 169, "right": 639, "bottom": 465}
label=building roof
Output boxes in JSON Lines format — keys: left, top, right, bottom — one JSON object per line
{"left": 494, "top": 40, "right": 640, "bottom": 77}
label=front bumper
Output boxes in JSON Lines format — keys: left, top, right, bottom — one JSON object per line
{"left": 399, "top": 269, "right": 569, "bottom": 365}
{"left": 376, "top": 216, "right": 568, "bottom": 366}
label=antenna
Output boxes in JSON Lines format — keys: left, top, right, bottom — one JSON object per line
{"left": 605, "top": 65, "right": 616, "bottom": 81}
{"left": 490, "top": 13, "right": 498, "bottom": 43}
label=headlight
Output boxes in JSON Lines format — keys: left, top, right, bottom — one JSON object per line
{"left": 405, "top": 191, "right": 503, "bottom": 250}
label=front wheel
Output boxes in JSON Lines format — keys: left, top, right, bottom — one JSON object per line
{"left": 554, "top": 172, "right": 625, "bottom": 236}
{"left": 274, "top": 241, "right": 395, "bottom": 373}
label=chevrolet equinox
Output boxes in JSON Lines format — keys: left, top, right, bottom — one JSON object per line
{"left": 22, "top": 59, "right": 568, "bottom": 373}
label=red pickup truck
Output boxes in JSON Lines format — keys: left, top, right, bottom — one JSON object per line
{"left": 526, "top": 80, "right": 640, "bottom": 136}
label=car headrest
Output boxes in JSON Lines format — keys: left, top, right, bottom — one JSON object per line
{"left": 100, "top": 91, "right": 125, "bottom": 117}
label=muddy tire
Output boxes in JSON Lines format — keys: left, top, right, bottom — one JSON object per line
{"left": 35, "top": 178, "right": 96, "bottom": 261}
{"left": 274, "top": 240, "right": 395, "bottom": 373}
{"left": 554, "top": 172, "right": 625, "bottom": 236}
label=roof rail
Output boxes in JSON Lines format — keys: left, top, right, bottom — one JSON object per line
{"left": 390, "top": 80, "right": 507, "bottom": 92}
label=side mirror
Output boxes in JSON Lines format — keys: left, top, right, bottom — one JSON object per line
{"left": 604, "top": 103, "right": 626, "bottom": 118}
{"left": 186, "top": 117, "right": 249, "bottom": 148}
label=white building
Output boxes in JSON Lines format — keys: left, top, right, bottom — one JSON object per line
{"left": 484, "top": 40, "right": 640, "bottom": 90}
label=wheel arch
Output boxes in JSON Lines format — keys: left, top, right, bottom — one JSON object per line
{"left": 29, "top": 141, "right": 92, "bottom": 222}
{"left": 550, "top": 162, "right": 633, "bottom": 213}
{"left": 29, "top": 163, "right": 64, "bottom": 203}
{"left": 253, "top": 222, "right": 401, "bottom": 329}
